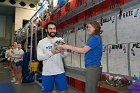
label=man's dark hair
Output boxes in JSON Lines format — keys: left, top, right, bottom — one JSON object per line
{"left": 44, "top": 21, "right": 57, "bottom": 29}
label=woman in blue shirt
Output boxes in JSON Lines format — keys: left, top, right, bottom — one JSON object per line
{"left": 59, "top": 21, "right": 103, "bottom": 93}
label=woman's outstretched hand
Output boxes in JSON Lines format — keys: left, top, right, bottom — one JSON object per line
{"left": 58, "top": 44, "right": 69, "bottom": 50}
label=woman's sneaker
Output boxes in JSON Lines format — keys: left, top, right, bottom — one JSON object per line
{"left": 11, "top": 78, "right": 16, "bottom": 82}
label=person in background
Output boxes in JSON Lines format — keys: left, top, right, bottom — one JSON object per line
{"left": 37, "top": 21, "right": 68, "bottom": 93}
{"left": 10, "top": 42, "right": 18, "bottom": 83}
{"left": 59, "top": 21, "right": 103, "bottom": 93}
{"left": 7, "top": 45, "right": 13, "bottom": 70}
{"left": 13, "top": 42, "right": 24, "bottom": 84}
{"left": 4, "top": 47, "right": 11, "bottom": 68}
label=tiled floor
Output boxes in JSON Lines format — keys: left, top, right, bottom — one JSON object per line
{"left": 0, "top": 62, "right": 84, "bottom": 93}
{"left": 0, "top": 62, "right": 42, "bottom": 93}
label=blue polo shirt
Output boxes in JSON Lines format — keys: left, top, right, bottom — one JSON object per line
{"left": 84, "top": 35, "right": 102, "bottom": 67}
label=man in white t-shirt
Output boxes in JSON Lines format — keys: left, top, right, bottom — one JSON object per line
{"left": 37, "top": 21, "right": 68, "bottom": 93}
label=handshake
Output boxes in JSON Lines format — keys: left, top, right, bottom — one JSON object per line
{"left": 51, "top": 44, "right": 71, "bottom": 54}
{"left": 51, "top": 39, "right": 67, "bottom": 54}
{"left": 51, "top": 39, "right": 72, "bottom": 54}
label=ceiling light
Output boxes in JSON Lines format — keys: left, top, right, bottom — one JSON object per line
{"left": 29, "top": 3, "right": 35, "bottom": 8}
{"left": 9, "top": 0, "right": 16, "bottom": 5}
{"left": 19, "top": 1, "right": 26, "bottom": 6}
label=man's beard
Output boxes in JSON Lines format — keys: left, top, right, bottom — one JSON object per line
{"left": 47, "top": 32, "right": 57, "bottom": 37}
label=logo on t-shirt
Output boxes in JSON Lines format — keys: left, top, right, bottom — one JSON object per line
{"left": 46, "top": 46, "right": 53, "bottom": 51}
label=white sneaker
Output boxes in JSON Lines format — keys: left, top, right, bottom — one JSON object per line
{"left": 11, "top": 79, "right": 16, "bottom": 82}
{"left": 4, "top": 67, "right": 8, "bottom": 68}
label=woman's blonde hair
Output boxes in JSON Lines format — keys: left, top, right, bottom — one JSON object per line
{"left": 89, "top": 21, "right": 103, "bottom": 36}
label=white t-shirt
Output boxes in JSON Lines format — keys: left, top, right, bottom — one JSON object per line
{"left": 11, "top": 48, "right": 18, "bottom": 57}
{"left": 37, "top": 37, "right": 67, "bottom": 76}
{"left": 5, "top": 50, "right": 10, "bottom": 58}
{"left": 10, "top": 48, "right": 18, "bottom": 62}
{"left": 14, "top": 49, "right": 24, "bottom": 63}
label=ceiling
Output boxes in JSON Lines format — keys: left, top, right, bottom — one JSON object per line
{"left": 0, "top": 0, "right": 40, "bottom": 10}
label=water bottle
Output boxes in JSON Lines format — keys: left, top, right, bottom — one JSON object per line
{"left": 132, "top": 75, "right": 137, "bottom": 83}
{"left": 34, "top": 73, "right": 37, "bottom": 81}
{"left": 138, "top": 76, "right": 140, "bottom": 82}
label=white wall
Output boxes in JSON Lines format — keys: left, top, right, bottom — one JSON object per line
{"left": 0, "top": 16, "right": 6, "bottom": 38}
{"left": 0, "top": 16, "right": 13, "bottom": 46}
{"left": 15, "top": 7, "right": 36, "bottom": 31}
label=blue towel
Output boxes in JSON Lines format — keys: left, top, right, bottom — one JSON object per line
{"left": 0, "top": 83, "right": 15, "bottom": 93}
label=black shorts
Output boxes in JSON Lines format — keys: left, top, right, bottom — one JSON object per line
{"left": 15, "top": 61, "right": 23, "bottom": 67}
